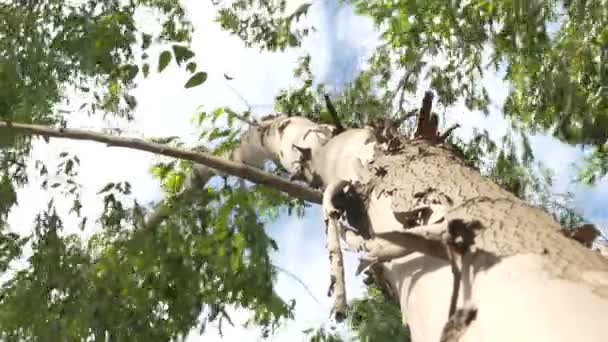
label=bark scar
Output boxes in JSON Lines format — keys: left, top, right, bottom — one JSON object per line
{"left": 440, "top": 219, "right": 481, "bottom": 342}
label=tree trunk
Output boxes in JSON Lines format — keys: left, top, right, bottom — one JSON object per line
{"left": 201, "top": 114, "right": 608, "bottom": 342}
{"left": 4, "top": 114, "right": 608, "bottom": 341}
{"left": 363, "top": 141, "right": 608, "bottom": 342}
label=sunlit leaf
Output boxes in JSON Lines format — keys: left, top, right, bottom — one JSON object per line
{"left": 184, "top": 72, "right": 208, "bottom": 88}
{"left": 158, "top": 50, "right": 172, "bottom": 72}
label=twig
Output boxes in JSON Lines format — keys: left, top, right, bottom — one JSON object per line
{"left": 446, "top": 241, "right": 462, "bottom": 317}
{"left": 439, "top": 124, "right": 460, "bottom": 142}
{"left": 274, "top": 265, "right": 322, "bottom": 305}
{"left": 373, "top": 224, "right": 449, "bottom": 261}
{"left": 224, "top": 107, "right": 258, "bottom": 127}
{"left": 396, "top": 108, "right": 419, "bottom": 126}
{"left": 420, "top": 91, "right": 434, "bottom": 119}
{"left": 340, "top": 228, "right": 414, "bottom": 275}
{"left": 395, "top": 70, "right": 413, "bottom": 115}
{"left": 0, "top": 120, "right": 322, "bottom": 205}
{"left": 223, "top": 81, "right": 258, "bottom": 126}
{"left": 439, "top": 220, "right": 479, "bottom": 342}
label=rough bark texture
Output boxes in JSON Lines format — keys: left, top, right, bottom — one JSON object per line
{"left": 356, "top": 139, "right": 608, "bottom": 342}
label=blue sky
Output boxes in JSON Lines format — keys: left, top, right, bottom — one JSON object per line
{"left": 5, "top": 0, "right": 608, "bottom": 340}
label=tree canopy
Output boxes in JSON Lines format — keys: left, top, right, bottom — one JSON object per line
{"left": 0, "top": 0, "right": 607, "bottom": 341}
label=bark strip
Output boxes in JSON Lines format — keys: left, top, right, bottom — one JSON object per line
{"left": 322, "top": 181, "right": 349, "bottom": 321}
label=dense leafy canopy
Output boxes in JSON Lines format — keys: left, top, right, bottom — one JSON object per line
{"left": 349, "top": 0, "right": 608, "bottom": 182}
{"left": 0, "top": 0, "right": 605, "bottom": 341}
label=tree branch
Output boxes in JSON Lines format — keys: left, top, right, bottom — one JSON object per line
{"left": 323, "top": 181, "right": 349, "bottom": 321}
{"left": 395, "top": 70, "right": 412, "bottom": 114}
{"left": 396, "top": 108, "right": 418, "bottom": 126}
{"left": 274, "top": 265, "right": 322, "bottom": 306}
{"left": 223, "top": 80, "right": 259, "bottom": 126}
{"left": 324, "top": 94, "right": 344, "bottom": 134}
{"left": 413, "top": 91, "right": 438, "bottom": 140}
{"left": 439, "top": 124, "right": 460, "bottom": 142}
{"left": 0, "top": 120, "right": 322, "bottom": 204}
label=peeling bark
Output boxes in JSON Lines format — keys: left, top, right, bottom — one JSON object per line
{"left": 322, "top": 181, "right": 349, "bottom": 321}
{"left": 213, "top": 108, "right": 608, "bottom": 341}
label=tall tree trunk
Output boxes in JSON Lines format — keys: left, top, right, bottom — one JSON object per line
{"left": 4, "top": 113, "right": 608, "bottom": 341}
{"left": 192, "top": 113, "right": 608, "bottom": 342}
{"left": 361, "top": 140, "right": 608, "bottom": 342}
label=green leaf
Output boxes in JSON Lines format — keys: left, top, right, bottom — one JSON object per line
{"left": 124, "top": 95, "right": 136, "bottom": 109}
{"left": 123, "top": 64, "right": 139, "bottom": 81}
{"left": 141, "top": 33, "right": 152, "bottom": 50}
{"left": 184, "top": 72, "right": 207, "bottom": 88}
{"left": 158, "top": 50, "right": 172, "bottom": 72}
{"left": 186, "top": 62, "right": 197, "bottom": 73}
{"left": 97, "top": 182, "right": 115, "bottom": 194}
{"left": 65, "top": 160, "right": 74, "bottom": 174}
{"left": 172, "top": 45, "right": 195, "bottom": 66}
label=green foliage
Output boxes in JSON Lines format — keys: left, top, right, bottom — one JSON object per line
{"left": 302, "top": 284, "right": 409, "bottom": 342}
{"left": 448, "top": 132, "right": 585, "bottom": 229}
{"left": 212, "top": 0, "right": 313, "bottom": 51}
{"left": 158, "top": 50, "right": 173, "bottom": 72}
{"left": 0, "top": 184, "right": 295, "bottom": 340}
{"left": 274, "top": 54, "right": 394, "bottom": 129}
{"left": 0, "top": 1, "right": 304, "bottom": 339}
{"left": 579, "top": 146, "right": 608, "bottom": 185}
{"left": 0, "top": 0, "right": 193, "bottom": 125}
{"left": 234, "top": 0, "right": 608, "bottom": 181}
{"left": 303, "top": 326, "right": 346, "bottom": 342}
{"left": 349, "top": 0, "right": 608, "bottom": 179}
{"left": 348, "top": 285, "right": 410, "bottom": 342}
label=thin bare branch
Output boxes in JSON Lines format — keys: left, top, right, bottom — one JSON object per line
{"left": 439, "top": 124, "right": 461, "bottom": 142}
{"left": 396, "top": 108, "right": 418, "bottom": 126}
{"left": 274, "top": 265, "right": 322, "bottom": 305}
{"left": 395, "top": 70, "right": 412, "bottom": 113}
{"left": 1, "top": 120, "right": 322, "bottom": 204}
{"left": 222, "top": 77, "right": 259, "bottom": 126}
